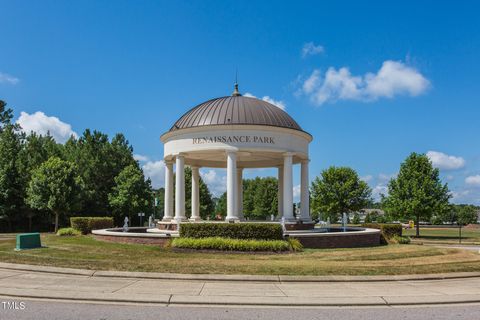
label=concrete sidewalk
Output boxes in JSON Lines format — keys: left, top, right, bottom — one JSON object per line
{"left": 0, "top": 263, "right": 480, "bottom": 307}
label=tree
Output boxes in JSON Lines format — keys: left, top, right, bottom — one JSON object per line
{"left": 253, "top": 177, "right": 278, "bottom": 220}
{"left": 215, "top": 192, "right": 227, "bottom": 219}
{"left": 27, "top": 157, "right": 81, "bottom": 232}
{"left": 0, "top": 119, "right": 23, "bottom": 231}
{"left": 310, "top": 166, "right": 372, "bottom": 223}
{"left": 352, "top": 212, "right": 361, "bottom": 224}
{"left": 454, "top": 205, "right": 478, "bottom": 226}
{"left": 240, "top": 177, "right": 278, "bottom": 220}
{"left": 17, "top": 133, "right": 63, "bottom": 230}
{"left": 108, "top": 164, "right": 152, "bottom": 225}
{"left": 382, "top": 152, "right": 451, "bottom": 237}
{"left": 181, "top": 167, "right": 215, "bottom": 220}
{"left": 64, "top": 130, "right": 137, "bottom": 216}
{"left": 0, "top": 100, "right": 15, "bottom": 132}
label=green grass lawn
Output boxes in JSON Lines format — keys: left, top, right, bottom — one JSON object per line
{"left": 0, "top": 234, "right": 479, "bottom": 275}
{"left": 403, "top": 226, "right": 480, "bottom": 245}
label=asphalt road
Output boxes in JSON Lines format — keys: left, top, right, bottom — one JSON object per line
{"left": 1, "top": 299, "right": 480, "bottom": 320}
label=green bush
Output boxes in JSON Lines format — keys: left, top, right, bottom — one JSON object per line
{"left": 390, "top": 235, "right": 411, "bottom": 244}
{"left": 172, "top": 237, "right": 292, "bottom": 252}
{"left": 179, "top": 223, "right": 284, "bottom": 240}
{"left": 57, "top": 227, "right": 81, "bottom": 236}
{"left": 287, "top": 238, "right": 304, "bottom": 252}
{"left": 70, "top": 217, "right": 114, "bottom": 234}
{"left": 362, "top": 223, "right": 402, "bottom": 244}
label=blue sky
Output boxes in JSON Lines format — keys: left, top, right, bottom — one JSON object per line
{"left": 1, "top": 1, "right": 479, "bottom": 204}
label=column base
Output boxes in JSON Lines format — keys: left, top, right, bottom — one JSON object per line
{"left": 189, "top": 217, "right": 202, "bottom": 222}
{"left": 162, "top": 217, "right": 173, "bottom": 222}
{"left": 173, "top": 217, "right": 188, "bottom": 223}
{"left": 225, "top": 217, "right": 240, "bottom": 223}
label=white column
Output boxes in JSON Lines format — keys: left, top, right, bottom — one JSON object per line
{"left": 163, "top": 161, "right": 174, "bottom": 221}
{"left": 226, "top": 151, "right": 238, "bottom": 221}
{"left": 300, "top": 159, "right": 311, "bottom": 222}
{"left": 277, "top": 166, "right": 283, "bottom": 219}
{"left": 190, "top": 166, "right": 201, "bottom": 221}
{"left": 283, "top": 153, "right": 295, "bottom": 221}
{"left": 174, "top": 154, "right": 186, "bottom": 221}
{"left": 236, "top": 168, "right": 244, "bottom": 220}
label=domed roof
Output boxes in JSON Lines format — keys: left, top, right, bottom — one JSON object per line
{"left": 169, "top": 85, "right": 303, "bottom": 132}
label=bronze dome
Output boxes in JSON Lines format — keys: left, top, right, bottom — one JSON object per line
{"left": 170, "top": 89, "right": 303, "bottom": 132}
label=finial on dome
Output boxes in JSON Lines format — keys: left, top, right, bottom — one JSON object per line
{"left": 232, "top": 69, "right": 241, "bottom": 96}
{"left": 232, "top": 82, "right": 241, "bottom": 96}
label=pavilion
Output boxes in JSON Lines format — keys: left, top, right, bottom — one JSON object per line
{"left": 160, "top": 84, "right": 313, "bottom": 223}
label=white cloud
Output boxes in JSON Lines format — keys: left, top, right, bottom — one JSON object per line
{"left": 244, "top": 93, "right": 286, "bottom": 110}
{"left": 360, "top": 175, "right": 373, "bottom": 183}
{"left": 301, "top": 60, "right": 430, "bottom": 106}
{"left": 372, "top": 184, "right": 388, "bottom": 201}
{"left": 0, "top": 72, "right": 19, "bottom": 85}
{"left": 134, "top": 154, "right": 150, "bottom": 162}
{"left": 465, "top": 175, "right": 480, "bottom": 186}
{"left": 301, "top": 42, "right": 325, "bottom": 58}
{"left": 201, "top": 169, "right": 227, "bottom": 197}
{"left": 378, "top": 173, "right": 396, "bottom": 183}
{"left": 142, "top": 160, "right": 165, "bottom": 189}
{"left": 293, "top": 184, "right": 301, "bottom": 200}
{"left": 451, "top": 188, "right": 480, "bottom": 205}
{"left": 17, "top": 111, "right": 78, "bottom": 143}
{"left": 427, "top": 151, "right": 465, "bottom": 170}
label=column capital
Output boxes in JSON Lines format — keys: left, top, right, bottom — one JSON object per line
{"left": 225, "top": 149, "right": 238, "bottom": 156}
{"left": 190, "top": 165, "right": 200, "bottom": 171}
{"left": 301, "top": 158, "right": 310, "bottom": 164}
{"left": 165, "top": 160, "right": 174, "bottom": 166}
{"left": 283, "top": 152, "right": 296, "bottom": 158}
{"left": 173, "top": 152, "right": 185, "bottom": 159}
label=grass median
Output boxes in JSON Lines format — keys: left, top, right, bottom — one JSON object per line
{"left": 1, "top": 234, "right": 480, "bottom": 275}
{"left": 403, "top": 226, "right": 480, "bottom": 245}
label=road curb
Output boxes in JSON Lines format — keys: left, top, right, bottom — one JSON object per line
{"left": 2, "top": 290, "right": 480, "bottom": 307}
{"left": 1, "top": 262, "right": 480, "bottom": 282}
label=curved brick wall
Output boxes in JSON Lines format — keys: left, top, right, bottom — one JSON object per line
{"left": 289, "top": 229, "right": 381, "bottom": 249}
{"left": 93, "top": 234, "right": 171, "bottom": 246}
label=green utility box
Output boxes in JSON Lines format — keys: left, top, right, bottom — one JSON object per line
{"left": 15, "top": 233, "right": 42, "bottom": 250}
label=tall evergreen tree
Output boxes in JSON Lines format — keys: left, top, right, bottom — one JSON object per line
{"left": 0, "top": 101, "right": 23, "bottom": 231}
{"left": 64, "top": 130, "right": 137, "bottom": 216}
{"left": 17, "top": 133, "right": 63, "bottom": 230}
{"left": 108, "top": 164, "right": 152, "bottom": 225}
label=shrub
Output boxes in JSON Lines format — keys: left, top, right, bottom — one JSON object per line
{"left": 179, "top": 223, "right": 284, "bottom": 240}
{"left": 70, "top": 217, "right": 114, "bottom": 234}
{"left": 57, "top": 227, "right": 81, "bottom": 236}
{"left": 172, "top": 237, "right": 291, "bottom": 252}
{"left": 287, "top": 238, "right": 303, "bottom": 252}
{"left": 390, "top": 235, "right": 411, "bottom": 244}
{"left": 89, "top": 217, "right": 114, "bottom": 230}
{"left": 362, "top": 223, "right": 402, "bottom": 244}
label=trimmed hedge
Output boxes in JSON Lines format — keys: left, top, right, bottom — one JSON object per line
{"left": 362, "top": 223, "right": 402, "bottom": 244}
{"left": 172, "top": 237, "right": 292, "bottom": 252}
{"left": 70, "top": 217, "right": 114, "bottom": 234}
{"left": 179, "top": 223, "right": 284, "bottom": 240}
{"left": 57, "top": 227, "right": 81, "bottom": 236}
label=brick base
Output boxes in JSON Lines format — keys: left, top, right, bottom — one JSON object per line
{"left": 291, "top": 232, "right": 381, "bottom": 249}
{"left": 93, "top": 234, "right": 171, "bottom": 246}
